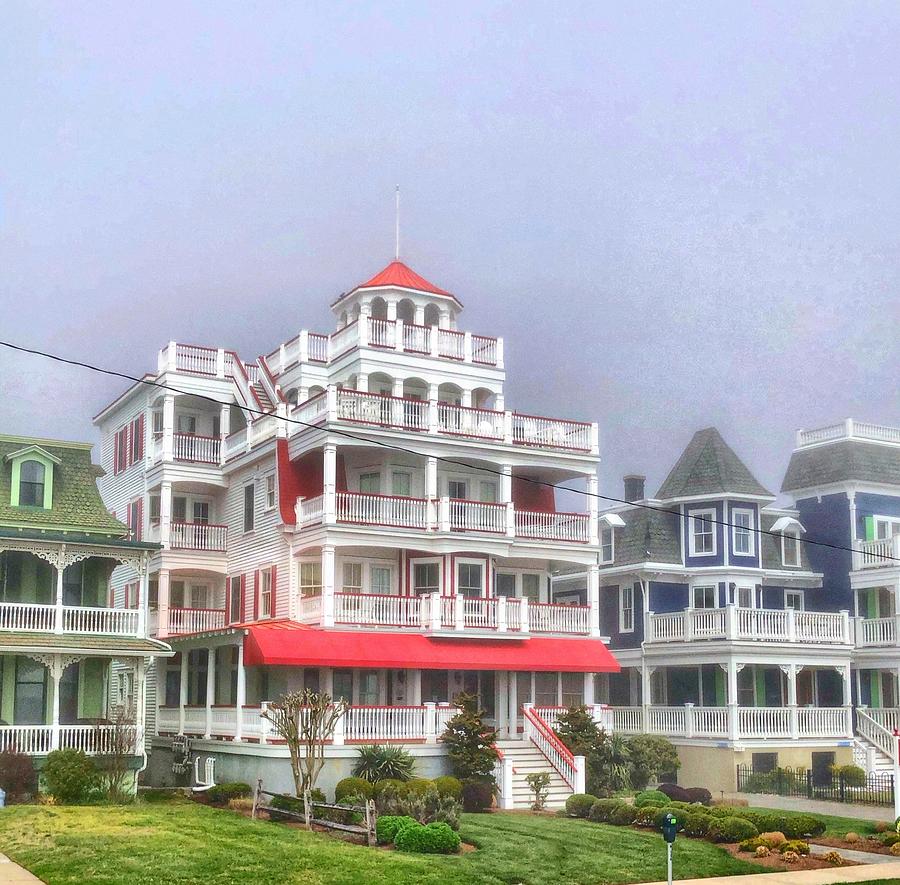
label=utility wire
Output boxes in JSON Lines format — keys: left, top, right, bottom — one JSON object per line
{"left": 1, "top": 338, "right": 896, "bottom": 564}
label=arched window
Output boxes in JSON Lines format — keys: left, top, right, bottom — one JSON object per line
{"left": 19, "top": 460, "right": 46, "bottom": 507}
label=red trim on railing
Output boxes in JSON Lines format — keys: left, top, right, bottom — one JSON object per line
{"left": 173, "top": 432, "right": 220, "bottom": 443}
{"left": 177, "top": 342, "right": 218, "bottom": 353}
{"left": 170, "top": 607, "right": 227, "bottom": 614}
{"left": 291, "top": 391, "right": 327, "bottom": 414}
{"left": 258, "top": 355, "right": 286, "bottom": 403}
{"left": 339, "top": 491, "right": 428, "bottom": 504}
{"left": 530, "top": 602, "right": 590, "bottom": 610}
{"left": 512, "top": 411, "right": 591, "bottom": 428}
{"left": 524, "top": 706, "right": 576, "bottom": 779}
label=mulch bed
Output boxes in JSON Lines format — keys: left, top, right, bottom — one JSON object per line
{"left": 813, "top": 836, "right": 893, "bottom": 856}
{"left": 722, "top": 843, "right": 857, "bottom": 872}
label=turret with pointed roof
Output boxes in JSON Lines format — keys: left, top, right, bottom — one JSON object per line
{"left": 656, "top": 427, "right": 772, "bottom": 500}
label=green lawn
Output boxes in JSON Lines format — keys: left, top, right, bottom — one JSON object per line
{"left": 0, "top": 799, "right": 762, "bottom": 885}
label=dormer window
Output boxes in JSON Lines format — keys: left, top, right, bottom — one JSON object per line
{"left": 19, "top": 460, "right": 45, "bottom": 507}
{"left": 782, "top": 532, "right": 801, "bottom": 567}
{"left": 689, "top": 509, "right": 716, "bottom": 556}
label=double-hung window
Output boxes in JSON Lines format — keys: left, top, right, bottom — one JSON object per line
{"left": 259, "top": 568, "right": 273, "bottom": 619}
{"left": 784, "top": 590, "right": 804, "bottom": 611}
{"left": 413, "top": 561, "right": 440, "bottom": 595}
{"left": 359, "top": 472, "right": 381, "bottom": 494}
{"left": 692, "top": 585, "right": 717, "bottom": 609}
{"left": 342, "top": 562, "right": 363, "bottom": 594}
{"left": 299, "top": 561, "right": 322, "bottom": 598}
{"left": 600, "top": 527, "right": 614, "bottom": 563}
{"left": 521, "top": 573, "right": 541, "bottom": 603}
{"left": 782, "top": 531, "right": 801, "bottom": 567}
{"left": 265, "top": 475, "right": 276, "bottom": 510}
{"left": 18, "top": 461, "right": 45, "bottom": 507}
{"left": 370, "top": 566, "right": 392, "bottom": 595}
{"left": 457, "top": 561, "right": 484, "bottom": 598}
{"left": 619, "top": 585, "right": 634, "bottom": 632}
{"left": 737, "top": 586, "right": 754, "bottom": 609}
{"left": 495, "top": 573, "right": 517, "bottom": 598}
{"left": 732, "top": 509, "right": 755, "bottom": 555}
{"left": 689, "top": 509, "right": 716, "bottom": 556}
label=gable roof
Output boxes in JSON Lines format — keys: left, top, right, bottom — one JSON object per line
{"left": 0, "top": 435, "right": 127, "bottom": 535}
{"left": 656, "top": 428, "right": 772, "bottom": 500}
{"left": 782, "top": 440, "right": 900, "bottom": 492}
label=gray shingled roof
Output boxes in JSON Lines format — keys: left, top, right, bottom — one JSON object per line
{"left": 0, "top": 632, "right": 171, "bottom": 656}
{"left": 782, "top": 440, "right": 900, "bottom": 492}
{"left": 612, "top": 508, "right": 682, "bottom": 566}
{"left": 759, "top": 513, "right": 811, "bottom": 570}
{"left": 656, "top": 428, "right": 772, "bottom": 499}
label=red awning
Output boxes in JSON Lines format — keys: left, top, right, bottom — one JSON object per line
{"left": 241, "top": 621, "right": 619, "bottom": 673}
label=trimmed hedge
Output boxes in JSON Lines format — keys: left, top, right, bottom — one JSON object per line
{"left": 404, "top": 778, "right": 435, "bottom": 797}
{"left": 588, "top": 799, "right": 625, "bottom": 823}
{"left": 682, "top": 812, "right": 712, "bottom": 838}
{"left": 375, "top": 815, "right": 417, "bottom": 845}
{"left": 461, "top": 780, "right": 493, "bottom": 813}
{"left": 432, "top": 776, "right": 463, "bottom": 799}
{"left": 205, "top": 782, "right": 252, "bottom": 806}
{"left": 708, "top": 816, "right": 759, "bottom": 844}
{"left": 609, "top": 804, "right": 638, "bottom": 826}
{"left": 566, "top": 793, "right": 600, "bottom": 818}
{"left": 634, "top": 789, "right": 670, "bottom": 808}
{"left": 335, "top": 777, "right": 374, "bottom": 803}
{"left": 633, "top": 806, "right": 661, "bottom": 827}
{"left": 394, "top": 821, "right": 461, "bottom": 854}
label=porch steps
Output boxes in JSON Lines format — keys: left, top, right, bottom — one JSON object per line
{"left": 495, "top": 740, "right": 573, "bottom": 810}
{"left": 853, "top": 736, "right": 893, "bottom": 773}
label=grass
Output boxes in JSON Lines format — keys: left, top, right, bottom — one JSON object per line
{"left": 0, "top": 798, "right": 762, "bottom": 885}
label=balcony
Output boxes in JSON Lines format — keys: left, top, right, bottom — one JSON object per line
{"left": 796, "top": 419, "right": 900, "bottom": 448}
{"left": 854, "top": 536, "right": 900, "bottom": 571}
{"left": 266, "top": 318, "right": 503, "bottom": 373}
{"left": 278, "top": 387, "right": 598, "bottom": 456}
{"left": 316, "top": 591, "right": 592, "bottom": 636}
{"left": 169, "top": 522, "right": 227, "bottom": 552}
{"left": 0, "top": 601, "right": 141, "bottom": 637}
{"left": 601, "top": 703, "right": 851, "bottom": 742}
{"left": 149, "top": 431, "right": 222, "bottom": 466}
{"left": 645, "top": 606, "right": 852, "bottom": 645}
{"left": 167, "top": 607, "right": 227, "bottom": 635}
{"left": 856, "top": 615, "right": 900, "bottom": 648}
{"left": 295, "top": 492, "right": 595, "bottom": 544}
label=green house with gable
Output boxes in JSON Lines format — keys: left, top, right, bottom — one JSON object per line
{"left": 0, "top": 433, "right": 170, "bottom": 773}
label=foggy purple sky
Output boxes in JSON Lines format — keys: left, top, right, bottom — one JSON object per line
{"left": 1, "top": 2, "right": 898, "bottom": 500}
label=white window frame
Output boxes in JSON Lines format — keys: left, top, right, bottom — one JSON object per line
{"left": 782, "top": 531, "right": 801, "bottom": 567}
{"left": 298, "top": 559, "right": 322, "bottom": 598}
{"left": 369, "top": 564, "right": 393, "bottom": 595}
{"left": 259, "top": 567, "right": 273, "bottom": 619}
{"left": 456, "top": 557, "right": 486, "bottom": 598}
{"left": 600, "top": 526, "right": 614, "bottom": 564}
{"left": 619, "top": 585, "right": 634, "bottom": 633}
{"left": 228, "top": 576, "right": 242, "bottom": 624}
{"left": 736, "top": 586, "right": 755, "bottom": 609}
{"left": 411, "top": 558, "right": 442, "bottom": 595}
{"left": 784, "top": 589, "right": 805, "bottom": 611}
{"left": 691, "top": 584, "right": 718, "bottom": 609}
{"left": 688, "top": 508, "right": 717, "bottom": 557}
{"left": 874, "top": 516, "right": 900, "bottom": 539}
{"left": 732, "top": 508, "right": 755, "bottom": 556}
{"left": 265, "top": 474, "right": 276, "bottom": 511}
{"left": 342, "top": 561, "right": 363, "bottom": 594}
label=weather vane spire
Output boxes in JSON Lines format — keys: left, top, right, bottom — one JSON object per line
{"left": 395, "top": 185, "right": 400, "bottom": 261}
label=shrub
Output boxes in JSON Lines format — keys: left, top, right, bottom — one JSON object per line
{"left": 394, "top": 821, "right": 461, "bottom": 854}
{"left": 140, "top": 788, "right": 176, "bottom": 803}
{"left": 310, "top": 787, "right": 326, "bottom": 804}
{"left": 782, "top": 850, "right": 800, "bottom": 864}
{"left": 627, "top": 734, "right": 681, "bottom": 789}
{"left": 588, "top": 799, "right": 624, "bottom": 823}
{"left": 780, "top": 840, "right": 809, "bottom": 856}
{"left": 432, "top": 776, "right": 462, "bottom": 799}
{"left": 268, "top": 793, "right": 304, "bottom": 821}
{"left": 684, "top": 787, "right": 712, "bottom": 805}
{"left": 844, "top": 831, "right": 859, "bottom": 843}
{"left": 565, "top": 793, "right": 600, "bottom": 818}
{"left": 657, "top": 783, "right": 691, "bottom": 803}
{"left": 755, "top": 845, "right": 770, "bottom": 858}
{"left": 879, "top": 832, "right": 900, "bottom": 847}
{"left": 708, "top": 816, "right": 759, "bottom": 843}
{"left": 834, "top": 764, "right": 866, "bottom": 788}
{"left": 823, "top": 850, "right": 845, "bottom": 864}
{"left": 738, "top": 837, "right": 761, "bottom": 852}
{"left": 204, "top": 782, "right": 251, "bottom": 806}
{"left": 0, "top": 749, "right": 35, "bottom": 801}
{"left": 376, "top": 815, "right": 417, "bottom": 845}
{"left": 892, "top": 842, "right": 900, "bottom": 858}
{"left": 334, "top": 777, "right": 374, "bottom": 803}
{"left": 875, "top": 820, "right": 892, "bottom": 833}
{"left": 588, "top": 731, "right": 632, "bottom": 797}
{"left": 41, "top": 749, "right": 98, "bottom": 804}
{"left": 554, "top": 706, "right": 601, "bottom": 755}
{"left": 634, "top": 789, "right": 670, "bottom": 808}
{"left": 634, "top": 805, "right": 660, "bottom": 827}
{"left": 682, "top": 812, "right": 711, "bottom": 838}
{"left": 353, "top": 745, "right": 415, "bottom": 783}
{"left": 373, "top": 779, "right": 407, "bottom": 802}
{"left": 461, "top": 779, "right": 493, "bottom": 813}
{"left": 441, "top": 693, "right": 498, "bottom": 783}
{"left": 375, "top": 783, "right": 461, "bottom": 830}
{"left": 404, "top": 778, "right": 434, "bottom": 797}
{"left": 610, "top": 804, "right": 638, "bottom": 826}
{"left": 759, "top": 831, "right": 787, "bottom": 848}
{"left": 783, "top": 814, "right": 825, "bottom": 839}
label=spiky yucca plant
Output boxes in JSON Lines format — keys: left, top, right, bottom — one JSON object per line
{"left": 352, "top": 744, "right": 416, "bottom": 783}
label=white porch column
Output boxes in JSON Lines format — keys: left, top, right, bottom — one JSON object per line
{"left": 641, "top": 662, "right": 653, "bottom": 733}
{"left": 356, "top": 372, "right": 369, "bottom": 393}
{"left": 508, "top": 671, "right": 518, "bottom": 738}
{"left": 157, "top": 568, "right": 171, "bottom": 639}
{"left": 54, "top": 549, "right": 65, "bottom": 635}
{"left": 160, "top": 481, "right": 173, "bottom": 549}
{"left": 500, "top": 464, "right": 513, "bottom": 503}
{"left": 386, "top": 299, "right": 398, "bottom": 321}
{"left": 424, "top": 702, "right": 437, "bottom": 743}
{"left": 322, "top": 545, "right": 336, "bottom": 627}
{"left": 178, "top": 651, "right": 189, "bottom": 735}
{"left": 426, "top": 457, "right": 439, "bottom": 499}
{"left": 219, "top": 403, "right": 231, "bottom": 441}
{"left": 137, "top": 558, "right": 149, "bottom": 638}
{"left": 323, "top": 444, "right": 337, "bottom": 525}
{"left": 234, "top": 640, "right": 246, "bottom": 742}
{"left": 588, "top": 564, "right": 601, "bottom": 637}
{"left": 583, "top": 672, "right": 595, "bottom": 707}
{"left": 841, "top": 663, "right": 854, "bottom": 737}
{"left": 204, "top": 647, "right": 216, "bottom": 739}
{"left": 161, "top": 394, "right": 176, "bottom": 461}
{"left": 427, "top": 383, "right": 440, "bottom": 433}
{"left": 50, "top": 657, "right": 63, "bottom": 751}
{"left": 784, "top": 664, "right": 799, "bottom": 740}
{"left": 724, "top": 661, "right": 741, "bottom": 741}
{"left": 496, "top": 671, "right": 509, "bottom": 738}
{"left": 408, "top": 669, "right": 422, "bottom": 706}
{"left": 587, "top": 474, "right": 599, "bottom": 545}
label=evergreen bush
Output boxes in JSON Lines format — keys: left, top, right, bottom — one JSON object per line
{"left": 41, "top": 749, "right": 98, "bottom": 804}
{"left": 565, "top": 793, "right": 599, "bottom": 818}
{"left": 394, "top": 821, "right": 461, "bottom": 854}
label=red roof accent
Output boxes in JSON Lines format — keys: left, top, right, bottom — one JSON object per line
{"left": 240, "top": 620, "right": 619, "bottom": 673}
{"left": 356, "top": 261, "right": 453, "bottom": 298}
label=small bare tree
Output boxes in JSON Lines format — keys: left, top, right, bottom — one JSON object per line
{"left": 96, "top": 703, "right": 138, "bottom": 803}
{"left": 261, "top": 689, "right": 347, "bottom": 796}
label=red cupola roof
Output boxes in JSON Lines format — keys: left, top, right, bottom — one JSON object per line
{"left": 357, "top": 260, "right": 453, "bottom": 298}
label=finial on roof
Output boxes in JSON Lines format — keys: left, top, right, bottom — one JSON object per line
{"left": 395, "top": 185, "right": 400, "bottom": 261}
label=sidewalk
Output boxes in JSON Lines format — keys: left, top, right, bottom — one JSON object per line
{"left": 0, "top": 854, "right": 43, "bottom": 883}
{"left": 643, "top": 861, "right": 900, "bottom": 885}
{"left": 726, "top": 793, "right": 892, "bottom": 822}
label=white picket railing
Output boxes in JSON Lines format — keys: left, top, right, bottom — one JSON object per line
{"left": 511, "top": 413, "right": 593, "bottom": 452}
{"left": 524, "top": 705, "right": 583, "bottom": 791}
{"left": 344, "top": 706, "right": 426, "bottom": 742}
{"left": 690, "top": 607, "right": 727, "bottom": 638}
{"left": 174, "top": 344, "right": 218, "bottom": 375}
{"left": 296, "top": 494, "right": 325, "bottom": 525}
{"left": 0, "top": 602, "right": 57, "bottom": 632}
{"left": 471, "top": 334, "right": 498, "bottom": 364}
{"left": 438, "top": 328, "right": 465, "bottom": 360}
{"left": 333, "top": 593, "right": 423, "bottom": 628}
{"left": 694, "top": 706, "right": 729, "bottom": 737}
{"left": 858, "top": 617, "right": 896, "bottom": 647}
{"left": 449, "top": 500, "right": 506, "bottom": 533}
{"left": 402, "top": 322, "right": 431, "bottom": 354}
{"left": 528, "top": 603, "right": 591, "bottom": 635}
{"left": 0, "top": 726, "right": 53, "bottom": 754}
{"left": 737, "top": 607, "right": 787, "bottom": 640}
{"left": 798, "top": 420, "right": 900, "bottom": 448}
{"left": 647, "top": 612, "right": 686, "bottom": 642}
{"left": 0, "top": 725, "right": 139, "bottom": 756}
{"left": 173, "top": 433, "right": 221, "bottom": 464}
{"left": 515, "top": 510, "right": 590, "bottom": 542}
{"left": 795, "top": 611, "right": 847, "bottom": 642}
{"left": 463, "top": 597, "right": 498, "bottom": 629}
{"left": 368, "top": 317, "right": 397, "bottom": 348}
{"left": 862, "top": 707, "right": 900, "bottom": 733}
{"left": 292, "top": 391, "right": 328, "bottom": 426}
{"left": 437, "top": 403, "right": 505, "bottom": 439}
{"left": 63, "top": 606, "right": 140, "bottom": 636}
{"left": 647, "top": 706, "right": 687, "bottom": 735}
{"left": 738, "top": 706, "right": 792, "bottom": 738}
{"left": 168, "top": 608, "right": 226, "bottom": 635}
{"left": 857, "top": 708, "right": 895, "bottom": 758}
{"left": 610, "top": 707, "right": 644, "bottom": 734}
{"left": 156, "top": 707, "right": 180, "bottom": 734}
{"left": 336, "top": 492, "right": 429, "bottom": 529}
{"left": 169, "top": 522, "right": 227, "bottom": 551}
{"left": 797, "top": 707, "right": 847, "bottom": 737}
{"left": 856, "top": 537, "right": 900, "bottom": 569}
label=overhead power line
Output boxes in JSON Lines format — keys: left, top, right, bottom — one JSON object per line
{"left": 1, "top": 338, "right": 896, "bottom": 564}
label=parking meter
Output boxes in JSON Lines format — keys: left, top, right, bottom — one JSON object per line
{"left": 661, "top": 812, "right": 677, "bottom": 885}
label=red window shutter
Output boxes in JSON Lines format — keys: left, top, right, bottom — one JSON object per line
{"left": 253, "top": 570, "right": 260, "bottom": 621}
{"left": 136, "top": 498, "right": 143, "bottom": 541}
{"left": 139, "top": 413, "right": 145, "bottom": 459}
{"left": 240, "top": 574, "right": 246, "bottom": 622}
{"left": 113, "top": 430, "right": 120, "bottom": 474}
{"left": 126, "top": 502, "right": 132, "bottom": 538}
{"left": 270, "top": 565, "right": 277, "bottom": 618}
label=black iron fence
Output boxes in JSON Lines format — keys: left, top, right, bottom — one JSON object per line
{"left": 736, "top": 763, "right": 894, "bottom": 806}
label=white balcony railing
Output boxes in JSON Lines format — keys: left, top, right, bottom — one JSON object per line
{"left": 0, "top": 724, "right": 140, "bottom": 756}
{"left": 797, "top": 419, "right": 900, "bottom": 448}
{"left": 645, "top": 606, "right": 852, "bottom": 645}
{"left": 168, "top": 608, "right": 226, "bottom": 635}
{"left": 0, "top": 602, "right": 141, "bottom": 636}
{"left": 515, "top": 510, "right": 591, "bottom": 542}
{"left": 0, "top": 602, "right": 57, "bottom": 632}
{"left": 528, "top": 602, "right": 591, "bottom": 634}
{"left": 336, "top": 492, "right": 429, "bottom": 529}
{"left": 169, "top": 522, "right": 228, "bottom": 552}
{"left": 449, "top": 500, "right": 506, "bottom": 533}
{"left": 857, "top": 616, "right": 899, "bottom": 647}
{"left": 855, "top": 536, "right": 900, "bottom": 570}
{"left": 173, "top": 433, "right": 221, "bottom": 464}
{"left": 334, "top": 593, "right": 423, "bottom": 628}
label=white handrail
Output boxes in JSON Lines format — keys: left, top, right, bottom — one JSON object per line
{"left": 857, "top": 708, "right": 895, "bottom": 758}
{"left": 523, "top": 705, "right": 582, "bottom": 790}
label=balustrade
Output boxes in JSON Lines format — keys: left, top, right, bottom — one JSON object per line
{"left": 168, "top": 608, "right": 227, "bottom": 635}
{"left": 169, "top": 522, "right": 227, "bottom": 551}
